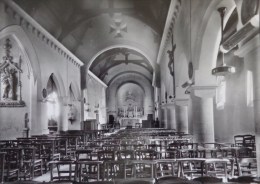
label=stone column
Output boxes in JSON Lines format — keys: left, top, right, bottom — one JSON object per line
{"left": 40, "top": 102, "right": 49, "bottom": 134}
{"left": 165, "top": 104, "right": 176, "bottom": 130}
{"left": 175, "top": 99, "right": 189, "bottom": 134}
{"left": 190, "top": 86, "right": 216, "bottom": 143}
{"left": 235, "top": 35, "right": 260, "bottom": 176}
{"left": 160, "top": 107, "right": 167, "bottom": 128}
{"left": 59, "top": 97, "right": 68, "bottom": 132}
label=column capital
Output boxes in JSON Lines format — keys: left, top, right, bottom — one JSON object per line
{"left": 234, "top": 34, "right": 260, "bottom": 58}
{"left": 190, "top": 85, "right": 217, "bottom": 98}
{"left": 174, "top": 98, "right": 189, "bottom": 106}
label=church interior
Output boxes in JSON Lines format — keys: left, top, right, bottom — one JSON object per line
{"left": 0, "top": 0, "right": 260, "bottom": 183}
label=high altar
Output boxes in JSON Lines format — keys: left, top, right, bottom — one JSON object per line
{"left": 117, "top": 91, "right": 144, "bottom": 127}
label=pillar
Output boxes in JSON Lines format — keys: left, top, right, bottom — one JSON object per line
{"left": 175, "top": 99, "right": 189, "bottom": 133}
{"left": 190, "top": 86, "right": 216, "bottom": 143}
{"left": 161, "top": 107, "right": 167, "bottom": 128}
{"left": 235, "top": 35, "right": 260, "bottom": 176}
{"left": 39, "top": 102, "right": 49, "bottom": 134}
{"left": 59, "top": 97, "right": 68, "bottom": 132}
{"left": 166, "top": 104, "right": 176, "bottom": 130}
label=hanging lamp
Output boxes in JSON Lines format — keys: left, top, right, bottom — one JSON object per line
{"left": 212, "top": 7, "right": 235, "bottom": 76}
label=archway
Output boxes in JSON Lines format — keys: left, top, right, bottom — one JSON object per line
{"left": 46, "top": 74, "right": 60, "bottom": 134}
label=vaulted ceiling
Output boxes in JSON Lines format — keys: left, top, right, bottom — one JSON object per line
{"left": 15, "top": 0, "right": 170, "bottom": 86}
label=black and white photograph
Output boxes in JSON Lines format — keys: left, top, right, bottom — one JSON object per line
{"left": 0, "top": 0, "right": 259, "bottom": 183}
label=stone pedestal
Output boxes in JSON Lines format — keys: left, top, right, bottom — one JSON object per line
{"left": 190, "top": 86, "right": 216, "bottom": 143}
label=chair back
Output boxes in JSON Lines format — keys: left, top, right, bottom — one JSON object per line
{"left": 98, "top": 150, "right": 115, "bottom": 161}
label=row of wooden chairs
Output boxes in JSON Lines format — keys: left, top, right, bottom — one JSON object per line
{"left": 47, "top": 158, "right": 233, "bottom": 182}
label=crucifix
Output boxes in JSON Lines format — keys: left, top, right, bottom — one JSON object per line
{"left": 167, "top": 32, "right": 176, "bottom": 99}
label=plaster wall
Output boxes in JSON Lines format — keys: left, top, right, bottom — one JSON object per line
{"left": 0, "top": 2, "right": 82, "bottom": 139}
{"left": 84, "top": 75, "right": 107, "bottom": 126}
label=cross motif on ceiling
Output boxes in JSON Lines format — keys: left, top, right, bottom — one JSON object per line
{"left": 110, "top": 14, "right": 127, "bottom": 38}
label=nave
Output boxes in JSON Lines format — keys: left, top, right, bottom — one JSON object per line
{"left": 0, "top": 128, "right": 258, "bottom": 183}
{"left": 0, "top": 0, "right": 260, "bottom": 183}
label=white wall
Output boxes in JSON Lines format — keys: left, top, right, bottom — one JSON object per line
{"left": 0, "top": 2, "right": 82, "bottom": 139}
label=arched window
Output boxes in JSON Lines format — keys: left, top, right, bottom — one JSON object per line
{"left": 46, "top": 74, "right": 60, "bottom": 133}
{"left": 247, "top": 71, "right": 254, "bottom": 107}
{"left": 216, "top": 76, "right": 226, "bottom": 110}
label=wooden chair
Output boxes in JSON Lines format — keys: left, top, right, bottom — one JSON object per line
{"left": 135, "top": 149, "right": 158, "bottom": 160}
{"left": 177, "top": 158, "right": 205, "bottom": 178}
{"left": 147, "top": 144, "right": 162, "bottom": 152}
{"left": 20, "top": 147, "right": 43, "bottom": 180}
{"left": 103, "top": 160, "right": 129, "bottom": 180}
{"left": 77, "top": 160, "right": 103, "bottom": 182}
{"left": 97, "top": 151, "right": 115, "bottom": 161}
{"left": 102, "top": 144, "right": 120, "bottom": 151}
{"left": 234, "top": 135, "right": 245, "bottom": 147}
{"left": 49, "top": 160, "right": 76, "bottom": 182}
{"left": 203, "top": 158, "right": 229, "bottom": 181}
{"left": 134, "top": 144, "right": 146, "bottom": 150}
{"left": 117, "top": 150, "right": 135, "bottom": 161}
{"left": 1, "top": 148, "right": 20, "bottom": 182}
{"left": 76, "top": 150, "right": 93, "bottom": 161}
{"left": 155, "top": 159, "right": 177, "bottom": 178}
{"left": 237, "top": 157, "right": 257, "bottom": 176}
{"left": 131, "top": 160, "right": 156, "bottom": 179}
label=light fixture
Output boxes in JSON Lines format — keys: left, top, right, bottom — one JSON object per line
{"left": 212, "top": 7, "right": 235, "bottom": 76}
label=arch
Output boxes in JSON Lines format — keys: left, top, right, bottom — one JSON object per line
{"left": 46, "top": 73, "right": 64, "bottom": 97}
{"left": 0, "top": 25, "right": 42, "bottom": 98}
{"left": 107, "top": 71, "right": 152, "bottom": 86}
{"left": 194, "top": 0, "right": 236, "bottom": 70}
{"left": 193, "top": 0, "right": 236, "bottom": 85}
{"left": 116, "top": 81, "right": 146, "bottom": 96}
{"left": 86, "top": 45, "right": 155, "bottom": 71}
{"left": 107, "top": 73, "right": 154, "bottom": 109}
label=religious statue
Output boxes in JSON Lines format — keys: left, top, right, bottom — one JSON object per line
{"left": 167, "top": 44, "right": 176, "bottom": 76}
{"left": 1, "top": 67, "right": 15, "bottom": 100}
{"left": 167, "top": 33, "right": 176, "bottom": 98}
{"left": 125, "top": 91, "right": 135, "bottom": 102}
{"left": 0, "top": 38, "right": 24, "bottom": 107}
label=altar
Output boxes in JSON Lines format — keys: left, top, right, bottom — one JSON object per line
{"left": 119, "top": 118, "right": 142, "bottom": 127}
